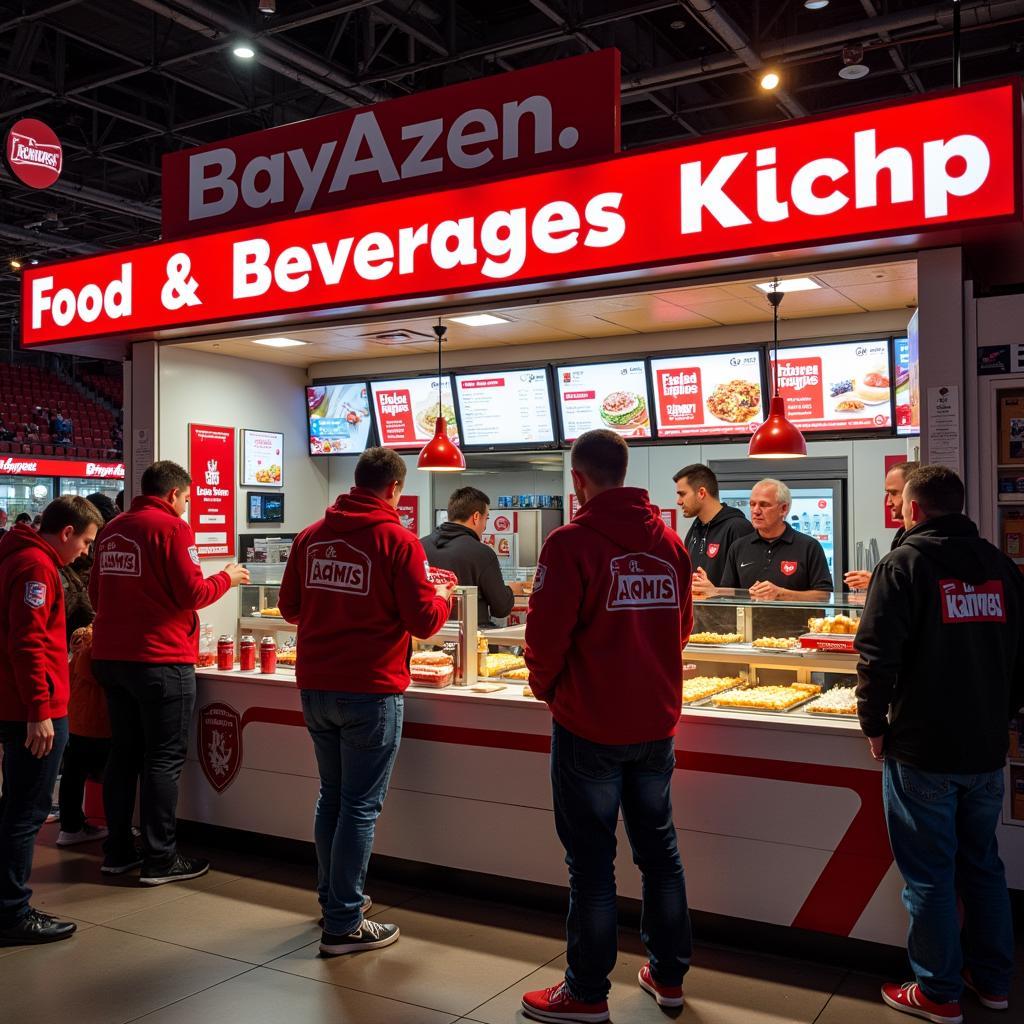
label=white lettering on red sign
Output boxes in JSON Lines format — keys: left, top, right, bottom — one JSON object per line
{"left": 606, "top": 553, "right": 679, "bottom": 611}
{"left": 939, "top": 580, "right": 1007, "bottom": 623}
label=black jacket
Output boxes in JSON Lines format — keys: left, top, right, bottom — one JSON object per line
{"left": 855, "top": 514, "right": 1024, "bottom": 773}
{"left": 683, "top": 505, "right": 754, "bottom": 585}
{"left": 420, "top": 522, "right": 515, "bottom": 627}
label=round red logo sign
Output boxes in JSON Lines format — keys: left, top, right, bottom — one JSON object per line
{"left": 5, "top": 118, "right": 63, "bottom": 189}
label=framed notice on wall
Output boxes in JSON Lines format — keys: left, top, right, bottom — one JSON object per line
{"left": 241, "top": 428, "right": 283, "bottom": 486}
{"left": 189, "top": 423, "right": 235, "bottom": 558}
{"left": 396, "top": 495, "right": 419, "bottom": 534}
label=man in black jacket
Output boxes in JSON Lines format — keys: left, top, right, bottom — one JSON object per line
{"left": 421, "top": 487, "right": 520, "bottom": 627}
{"left": 856, "top": 465, "right": 1023, "bottom": 1023}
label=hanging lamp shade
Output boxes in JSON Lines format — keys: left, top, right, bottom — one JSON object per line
{"left": 748, "top": 395, "right": 808, "bottom": 458}
{"left": 417, "top": 416, "right": 466, "bottom": 471}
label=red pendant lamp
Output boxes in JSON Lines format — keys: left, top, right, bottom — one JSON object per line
{"left": 417, "top": 320, "right": 466, "bottom": 472}
{"left": 748, "top": 281, "right": 807, "bottom": 459}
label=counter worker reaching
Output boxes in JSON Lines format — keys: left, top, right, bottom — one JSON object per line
{"left": 693, "top": 478, "right": 832, "bottom": 601}
{"left": 855, "top": 465, "right": 1022, "bottom": 1022}
{"left": 278, "top": 447, "right": 454, "bottom": 958}
{"left": 89, "top": 461, "right": 249, "bottom": 885}
{"left": 520, "top": 429, "right": 694, "bottom": 1024}
{"left": 0, "top": 496, "right": 102, "bottom": 946}
{"left": 844, "top": 460, "right": 919, "bottom": 591}
{"left": 674, "top": 463, "right": 753, "bottom": 589}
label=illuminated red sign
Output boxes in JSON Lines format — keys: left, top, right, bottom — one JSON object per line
{"left": 5, "top": 118, "right": 62, "bottom": 190}
{"left": 0, "top": 455, "right": 123, "bottom": 478}
{"left": 21, "top": 82, "right": 1020, "bottom": 348}
{"left": 161, "top": 50, "right": 620, "bottom": 239}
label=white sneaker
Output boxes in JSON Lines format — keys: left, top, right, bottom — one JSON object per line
{"left": 57, "top": 823, "right": 110, "bottom": 847}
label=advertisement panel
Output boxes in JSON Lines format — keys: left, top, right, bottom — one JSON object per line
{"left": 241, "top": 428, "right": 283, "bottom": 486}
{"left": 370, "top": 376, "right": 460, "bottom": 449}
{"left": 306, "top": 382, "right": 372, "bottom": 455}
{"left": 188, "top": 423, "right": 235, "bottom": 557}
{"left": 0, "top": 456, "right": 123, "bottom": 478}
{"left": 555, "top": 360, "right": 651, "bottom": 441}
{"left": 454, "top": 367, "right": 555, "bottom": 447}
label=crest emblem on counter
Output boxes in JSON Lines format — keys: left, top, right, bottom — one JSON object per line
{"left": 199, "top": 702, "right": 242, "bottom": 793}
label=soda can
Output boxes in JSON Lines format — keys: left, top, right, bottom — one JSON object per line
{"left": 239, "top": 635, "right": 256, "bottom": 671}
{"left": 217, "top": 635, "right": 234, "bottom": 671}
{"left": 260, "top": 636, "right": 278, "bottom": 674}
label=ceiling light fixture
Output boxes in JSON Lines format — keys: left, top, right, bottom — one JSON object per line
{"left": 418, "top": 319, "right": 466, "bottom": 472}
{"left": 251, "top": 336, "right": 307, "bottom": 348}
{"left": 803, "top": 0, "right": 829, "bottom": 9}
{"left": 448, "top": 313, "right": 510, "bottom": 327}
{"left": 9, "top": 259, "right": 22, "bottom": 270}
{"left": 839, "top": 45, "right": 870, "bottom": 80}
{"left": 258, "top": 0, "right": 276, "bottom": 13}
{"left": 760, "top": 70, "right": 780, "bottom": 91}
{"left": 755, "top": 277, "right": 821, "bottom": 293}
{"left": 232, "top": 43, "right": 256, "bottom": 59}
{"left": 748, "top": 279, "right": 807, "bottom": 460}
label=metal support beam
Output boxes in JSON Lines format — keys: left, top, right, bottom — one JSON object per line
{"left": 0, "top": 223, "right": 105, "bottom": 256}
{"left": 859, "top": 0, "right": 924, "bottom": 93}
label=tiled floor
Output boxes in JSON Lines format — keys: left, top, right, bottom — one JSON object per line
{"left": 5, "top": 822, "right": 1021, "bottom": 1024}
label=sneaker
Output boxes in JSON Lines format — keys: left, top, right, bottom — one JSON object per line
{"left": 57, "top": 823, "right": 109, "bottom": 847}
{"left": 139, "top": 855, "right": 210, "bottom": 887}
{"left": 962, "top": 969, "right": 1009, "bottom": 1011}
{"left": 44, "top": 805, "right": 60, "bottom": 824}
{"left": 881, "top": 982, "right": 963, "bottom": 1024}
{"left": 318, "top": 893, "right": 373, "bottom": 927}
{"left": 521, "top": 982, "right": 609, "bottom": 1023}
{"left": 0, "top": 908, "right": 76, "bottom": 946}
{"left": 101, "top": 851, "right": 144, "bottom": 875}
{"left": 638, "top": 962, "right": 685, "bottom": 1008}
{"left": 319, "top": 918, "right": 399, "bottom": 956}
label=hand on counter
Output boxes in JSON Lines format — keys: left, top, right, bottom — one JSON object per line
{"left": 508, "top": 581, "right": 527, "bottom": 595}
{"left": 843, "top": 570, "right": 871, "bottom": 591}
{"left": 224, "top": 563, "right": 250, "bottom": 587}
{"left": 691, "top": 568, "right": 715, "bottom": 599}
{"left": 748, "top": 580, "right": 781, "bottom": 601}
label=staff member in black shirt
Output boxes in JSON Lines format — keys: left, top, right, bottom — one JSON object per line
{"left": 695, "top": 479, "right": 832, "bottom": 600}
{"left": 674, "top": 464, "right": 753, "bottom": 587}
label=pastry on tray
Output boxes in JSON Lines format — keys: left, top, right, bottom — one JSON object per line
{"left": 481, "top": 652, "right": 526, "bottom": 677}
{"left": 751, "top": 636, "right": 801, "bottom": 650}
{"left": 807, "top": 614, "right": 859, "bottom": 635}
{"left": 711, "top": 685, "right": 816, "bottom": 711}
{"left": 805, "top": 686, "right": 858, "bottom": 715}
{"left": 260, "top": 607, "right": 282, "bottom": 617}
{"left": 683, "top": 676, "right": 745, "bottom": 702}
{"left": 503, "top": 666, "right": 531, "bottom": 681}
{"left": 688, "top": 631, "right": 743, "bottom": 645}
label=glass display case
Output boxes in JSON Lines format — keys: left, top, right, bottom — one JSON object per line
{"left": 237, "top": 564, "right": 295, "bottom": 659}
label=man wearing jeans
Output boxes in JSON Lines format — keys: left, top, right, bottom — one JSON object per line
{"left": 521, "top": 430, "right": 694, "bottom": 1024}
{"left": 90, "top": 461, "right": 249, "bottom": 884}
{"left": 856, "top": 465, "right": 1023, "bottom": 1023}
{"left": 279, "top": 447, "right": 452, "bottom": 957}
{"left": 0, "top": 496, "right": 102, "bottom": 944}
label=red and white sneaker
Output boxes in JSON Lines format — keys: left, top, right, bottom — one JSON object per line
{"left": 881, "top": 981, "right": 963, "bottom": 1024}
{"left": 962, "top": 969, "right": 1009, "bottom": 1011}
{"left": 638, "top": 962, "right": 685, "bottom": 1008}
{"left": 521, "top": 982, "right": 609, "bottom": 1023}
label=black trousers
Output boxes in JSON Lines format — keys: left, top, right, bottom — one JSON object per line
{"left": 57, "top": 735, "right": 111, "bottom": 834}
{"left": 92, "top": 661, "right": 195, "bottom": 871}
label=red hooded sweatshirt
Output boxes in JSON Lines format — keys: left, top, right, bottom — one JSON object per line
{"left": 278, "top": 488, "right": 450, "bottom": 694}
{"left": 525, "top": 488, "right": 693, "bottom": 745}
{"left": 89, "top": 496, "right": 231, "bottom": 663}
{"left": 0, "top": 524, "right": 69, "bottom": 722}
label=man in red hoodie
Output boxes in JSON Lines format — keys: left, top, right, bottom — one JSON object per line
{"left": 279, "top": 447, "right": 453, "bottom": 957}
{"left": 520, "top": 430, "right": 694, "bottom": 1024}
{"left": 0, "top": 495, "right": 103, "bottom": 945}
{"left": 90, "top": 461, "right": 248, "bottom": 885}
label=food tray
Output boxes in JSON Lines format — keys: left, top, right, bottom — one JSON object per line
{"left": 801, "top": 708, "right": 857, "bottom": 720}
{"left": 799, "top": 633, "right": 856, "bottom": 653}
{"left": 709, "top": 689, "right": 819, "bottom": 714}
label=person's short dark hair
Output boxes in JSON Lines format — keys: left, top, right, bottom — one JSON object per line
{"left": 39, "top": 495, "right": 104, "bottom": 535}
{"left": 903, "top": 465, "right": 965, "bottom": 519}
{"left": 15, "top": 512, "right": 31, "bottom": 525}
{"left": 888, "top": 460, "right": 920, "bottom": 481}
{"left": 114, "top": 490, "right": 124, "bottom": 512}
{"left": 354, "top": 447, "right": 407, "bottom": 492}
{"left": 571, "top": 429, "right": 629, "bottom": 488}
{"left": 141, "top": 460, "right": 191, "bottom": 497}
{"left": 672, "top": 463, "right": 719, "bottom": 498}
{"left": 85, "top": 492, "right": 119, "bottom": 524}
{"left": 448, "top": 486, "right": 490, "bottom": 523}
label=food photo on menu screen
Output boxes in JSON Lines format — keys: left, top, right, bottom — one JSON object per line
{"left": 651, "top": 350, "right": 764, "bottom": 437}
{"left": 455, "top": 368, "right": 555, "bottom": 447}
{"left": 306, "top": 382, "right": 372, "bottom": 455}
{"left": 773, "top": 339, "right": 893, "bottom": 431}
{"left": 556, "top": 360, "right": 652, "bottom": 441}
{"left": 370, "top": 376, "right": 460, "bottom": 449}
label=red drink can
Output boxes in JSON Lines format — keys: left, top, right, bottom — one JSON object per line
{"left": 217, "top": 635, "right": 234, "bottom": 671}
{"left": 259, "top": 636, "right": 277, "bottom": 674}
{"left": 239, "top": 635, "right": 256, "bottom": 671}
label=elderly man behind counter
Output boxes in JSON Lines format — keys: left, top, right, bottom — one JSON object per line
{"left": 693, "top": 478, "right": 832, "bottom": 601}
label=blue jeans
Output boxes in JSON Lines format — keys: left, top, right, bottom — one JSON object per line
{"left": 301, "top": 690, "right": 403, "bottom": 935}
{"left": 551, "top": 722, "right": 691, "bottom": 1002}
{"left": 0, "top": 717, "right": 69, "bottom": 926}
{"left": 883, "top": 759, "right": 1014, "bottom": 1003}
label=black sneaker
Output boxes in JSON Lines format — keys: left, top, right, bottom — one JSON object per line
{"left": 0, "top": 908, "right": 76, "bottom": 946}
{"left": 139, "top": 855, "right": 210, "bottom": 887}
{"left": 318, "top": 893, "right": 372, "bottom": 927}
{"left": 101, "top": 851, "right": 144, "bottom": 875}
{"left": 319, "top": 918, "right": 399, "bottom": 956}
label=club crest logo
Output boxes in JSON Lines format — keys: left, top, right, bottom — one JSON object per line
{"left": 24, "top": 581, "right": 46, "bottom": 608}
{"left": 607, "top": 552, "right": 679, "bottom": 611}
{"left": 198, "top": 702, "right": 242, "bottom": 793}
{"left": 780, "top": 560, "right": 798, "bottom": 577}
{"left": 707, "top": 543, "right": 720, "bottom": 558}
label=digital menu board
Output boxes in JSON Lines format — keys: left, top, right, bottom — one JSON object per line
{"left": 773, "top": 339, "right": 893, "bottom": 432}
{"left": 651, "top": 350, "right": 765, "bottom": 438}
{"left": 370, "top": 376, "right": 460, "bottom": 449}
{"left": 454, "top": 367, "right": 555, "bottom": 448}
{"left": 555, "top": 360, "right": 652, "bottom": 442}
{"left": 306, "top": 382, "right": 373, "bottom": 455}
{"left": 241, "top": 429, "right": 283, "bottom": 485}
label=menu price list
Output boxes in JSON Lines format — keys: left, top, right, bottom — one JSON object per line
{"left": 556, "top": 360, "right": 651, "bottom": 441}
{"left": 456, "top": 368, "right": 554, "bottom": 446}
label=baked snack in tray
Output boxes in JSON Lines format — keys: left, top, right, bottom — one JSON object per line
{"left": 807, "top": 614, "right": 859, "bottom": 635}
{"left": 260, "top": 606, "right": 282, "bottom": 617}
{"left": 689, "top": 631, "right": 743, "bottom": 645}
{"left": 503, "top": 666, "right": 531, "bottom": 681}
{"left": 751, "top": 636, "right": 800, "bottom": 650}
{"left": 683, "top": 676, "right": 745, "bottom": 703}
{"left": 481, "top": 652, "right": 526, "bottom": 677}
{"left": 522, "top": 684, "right": 536, "bottom": 699}
{"left": 276, "top": 647, "right": 297, "bottom": 666}
{"left": 410, "top": 650, "right": 455, "bottom": 687}
{"left": 711, "top": 685, "right": 819, "bottom": 710}
{"left": 805, "top": 685, "right": 858, "bottom": 715}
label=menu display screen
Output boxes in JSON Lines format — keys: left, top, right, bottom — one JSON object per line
{"left": 306, "top": 382, "right": 373, "bottom": 455}
{"left": 651, "top": 350, "right": 765, "bottom": 438}
{"left": 555, "top": 360, "right": 652, "bottom": 441}
{"left": 370, "top": 376, "right": 461, "bottom": 449}
{"left": 773, "top": 339, "right": 893, "bottom": 432}
{"left": 454, "top": 367, "right": 555, "bottom": 448}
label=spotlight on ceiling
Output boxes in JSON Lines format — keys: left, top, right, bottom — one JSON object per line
{"left": 232, "top": 43, "right": 256, "bottom": 59}
{"left": 760, "top": 70, "right": 781, "bottom": 91}
{"left": 258, "top": 0, "right": 276, "bottom": 12}
{"left": 839, "top": 45, "right": 870, "bottom": 80}
{"left": 9, "top": 259, "right": 22, "bottom": 270}
{"left": 804, "top": 0, "right": 829, "bottom": 9}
